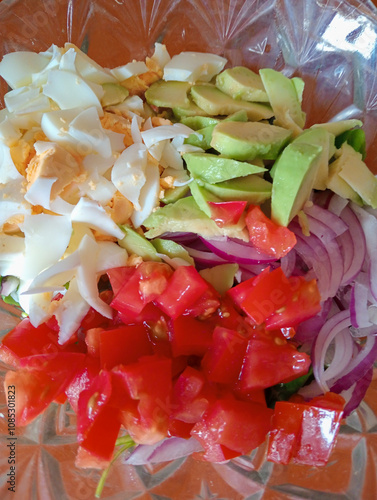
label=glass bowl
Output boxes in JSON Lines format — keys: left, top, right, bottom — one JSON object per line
{"left": 1, "top": 0, "right": 377, "bottom": 498}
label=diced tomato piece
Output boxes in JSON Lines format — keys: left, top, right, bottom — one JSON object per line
{"left": 239, "top": 330, "right": 311, "bottom": 391}
{"left": 169, "top": 315, "right": 214, "bottom": 357}
{"left": 245, "top": 204, "right": 297, "bottom": 258}
{"left": 168, "top": 419, "right": 195, "bottom": 439}
{"left": 184, "top": 285, "right": 220, "bottom": 319}
{"left": 155, "top": 266, "right": 209, "bottom": 319}
{"left": 241, "top": 267, "right": 293, "bottom": 325}
{"left": 208, "top": 200, "right": 247, "bottom": 227}
{"left": 215, "top": 295, "right": 247, "bottom": 331}
{"left": 111, "top": 262, "right": 173, "bottom": 321}
{"left": 107, "top": 266, "right": 134, "bottom": 295}
{"left": 6, "top": 352, "right": 86, "bottom": 426}
{"left": 85, "top": 328, "right": 102, "bottom": 357}
{"left": 227, "top": 266, "right": 270, "bottom": 309}
{"left": 65, "top": 356, "right": 101, "bottom": 413}
{"left": 265, "top": 277, "right": 321, "bottom": 330}
{"left": 268, "top": 393, "right": 345, "bottom": 466}
{"left": 116, "top": 355, "right": 172, "bottom": 444}
{"left": 170, "top": 367, "right": 210, "bottom": 424}
{"left": 77, "top": 370, "right": 121, "bottom": 461}
{"left": 99, "top": 324, "right": 153, "bottom": 369}
{"left": 191, "top": 398, "right": 273, "bottom": 461}
{"left": 202, "top": 326, "right": 249, "bottom": 385}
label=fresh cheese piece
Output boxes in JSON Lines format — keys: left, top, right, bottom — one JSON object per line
{"left": 163, "top": 52, "right": 227, "bottom": 83}
{"left": 5, "top": 86, "right": 51, "bottom": 115}
{"left": 111, "top": 61, "right": 149, "bottom": 81}
{"left": 64, "top": 43, "right": 117, "bottom": 84}
{"left": 0, "top": 51, "right": 50, "bottom": 88}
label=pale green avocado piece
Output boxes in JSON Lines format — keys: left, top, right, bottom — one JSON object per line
{"left": 215, "top": 66, "right": 269, "bottom": 102}
{"left": 259, "top": 68, "right": 306, "bottom": 135}
{"left": 161, "top": 184, "right": 190, "bottom": 204}
{"left": 151, "top": 238, "right": 194, "bottom": 265}
{"left": 184, "top": 151, "right": 266, "bottom": 184}
{"left": 184, "top": 109, "right": 248, "bottom": 150}
{"left": 335, "top": 143, "right": 377, "bottom": 208}
{"left": 185, "top": 124, "right": 216, "bottom": 150}
{"left": 143, "top": 196, "right": 248, "bottom": 240}
{"left": 190, "top": 180, "right": 222, "bottom": 217}
{"left": 199, "top": 263, "right": 239, "bottom": 295}
{"left": 201, "top": 174, "right": 272, "bottom": 204}
{"left": 271, "top": 143, "right": 323, "bottom": 226}
{"left": 173, "top": 99, "right": 210, "bottom": 119}
{"left": 311, "top": 119, "right": 363, "bottom": 137}
{"left": 118, "top": 225, "right": 161, "bottom": 261}
{"left": 145, "top": 80, "right": 191, "bottom": 108}
{"left": 210, "top": 121, "right": 292, "bottom": 161}
{"left": 292, "top": 77, "right": 305, "bottom": 104}
{"left": 181, "top": 116, "right": 220, "bottom": 130}
{"left": 293, "top": 127, "right": 336, "bottom": 190}
{"left": 190, "top": 84, "right": 274, "bottom": 121}
{"left": 101, "top": 83, "right": 129, "bottom": 107}
{"left": 327, "top": 156, "right": 363, "bottom": 205}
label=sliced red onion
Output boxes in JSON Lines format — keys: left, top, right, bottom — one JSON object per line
{"left": 338, "top": 205, "right": 366, "bottom": 285}
{"left": 295, "top": 298, "right": 332, "bottom": 345}
{"left": 330, "top": 332, "right": 377, "bottom": 393}
{"left": 305, "top": 204, "right": 348, "bottom": 237}
{"left": 199, "top": 236, "right": 277, "bottom": 265}
{"left": 341, "top": 366, "right": 373, "bottom": 417}
{"left": 321, "top": 328, "right": 355, "bottom": 383}
{"left": 161, "top": 232, "right": 199, "bottom": 244}
{"left": 327, "top": 194, "right": 349, "bottom": 217}
{"left": 123, "top": 436, "right": 203, "bottom": 465}
{"left": 312, "top": 309, "right": 351, "bottom": 393}
{"left": 351, "top": 203, "right": 377, "bottom": 301}
{"left": 350, "top": 272, "right": 373, "bottom": 329}
{"left": 183, "top": 246, "right": 228, "bottom": 266}
{"left": 280, "top": 248, "right": 296, "bottom": 277}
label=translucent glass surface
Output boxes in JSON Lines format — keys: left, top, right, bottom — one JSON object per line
{"left": 1, "top": 1, "right": 377, "bottom": 498}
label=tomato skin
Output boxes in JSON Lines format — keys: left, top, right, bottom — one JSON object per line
{"left": 107, "top": 266, "right": 135, "bottom": 295}
{"left": 239, "top": 330, "right": 311, "bottom": 391}
{"left": 268, "top": 393, "right": 345, "bottom": 466}
{"left": 155, "top": 266, "right": 209, "bottom": 319}
{"left": 66, "top": 356, "right": 101, "bottom": 413}
{"left": 226, "top": 267, "right": 270, "bottom": 309}
{"left": 245, "top": 204, "right": 297, "bottom": 258}
{"left": 169, "top": 315, "right": 214, "bottom": 357}
{"left": 191, "top": 398, "right": 273, "bottom": 460}
{"left": 208, "top": 200, "right": 247, "bottom": 227}
{"left": 264, "top": 277, "right": 321, "bottom": 330}
{"left": 201, "top": 326, "right": 249, "bottom": 385}
{"left": 77, "top": 369, "right": 121, "bottom": 462}
{"left": 99, "top": 324, "right": 153, "bottom": 369}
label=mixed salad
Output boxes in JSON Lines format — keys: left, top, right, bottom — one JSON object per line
{"left": 1, "top": 42, "right": 377, "bottom": 494}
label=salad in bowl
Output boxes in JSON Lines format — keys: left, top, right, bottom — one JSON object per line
{"left": 1, "top": 0, "right": 377, "bottom": 499}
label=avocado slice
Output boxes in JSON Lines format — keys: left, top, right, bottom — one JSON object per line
{"left": 259, "top": 68, "right": 306, "bottom": 135}
{"left": 172, "top": 99, "right": 210, "bottom": 119}
{"left": 143, "top": 196, "right": 248, "bottom": 240}
{"left": 293, "top": 127, "right": 336, "bottom": 190}
{"left": 181, "top": 116, "right": 220, "bottom": 130}
{"left": 311, "top": 119, "right": 363, "bottom": 137}
{"left": 210, "top": 121, "right": 292, "bottom": 161}
{"left": 199, "top": 263, "right": 239, "bottom": 295}
{"left": 151, "top": 238, "right": 194, "bottom": 265}
{"left": 183, "top": 151, "right": 266, "bottom": 184}
{"left": 334, "top": 143, "right": 377, "bottom": 208}
{"left": 335, "top": 128, "right": 366, "bottom": 159}
{"left": 145, "top": 80, "right": 191, "bottom": 108}
{"left": 101, "top": 83, "right": 129, "bottom": 107}
{"left": 271, "top": 143, "right": 323, "bottom": 226}
{"left": 118, "top": 225, "right": 161, "bottom": 261}
{"left": 184, "top": 109, "right": 249, "bottom": 150}
{"left": 201, "top": 174, "right": 272, "bottom": 204}
{"left": 190, "top": 84, "right": 274, "bottom": 121}
{"left": 190, "top": 180, "right": 222, "bottom": 216}
{"left": 327, "top": 157, "right": 363, "bottom": 205}
{"left": 161, "top": 184, "right": 190, "bottom": 204}
{"left": 215, "top": 66, "right": 269, "bottom": 102}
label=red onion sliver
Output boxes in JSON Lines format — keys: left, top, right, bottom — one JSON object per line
{"left": 124, "top": 437, "right": 203, "bottom": 465}
{"left": 183, "top": 245, "right": 228, "bottom": 266}
{"left": 341, "top": 366, "right": 374, "bottom": 417}
{"left": 338, "top": 205, "right": 366, "bottom": 285}
{"left": 280, "top": 248, "right": 296, "bottom": 277}
{"left": 312, "top": 309, "right": 351, "bottom": 393}
{"left": 199, "top": 236, "right": 277, "bottom": 265}
{"left": 350, "top": 272, "right": 373, "bottom": 329}
{"left": 305, "top": 204, "right": 348, "bottom": 238}
{"left": 295, "top": 298, "right": 332, "bottom": 345}
{"left": 327, "top": 194, "right": 349, "bottom": 217}
{"left": 351, "top": 203, "right": 377, "bottom": 301}
{"left": 330, "top": 332, "right": 377, "bottom": 393}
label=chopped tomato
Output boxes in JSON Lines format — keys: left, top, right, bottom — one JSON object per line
{"left": 239, "top": 329, "right": 311, "bottom": 391}
{"left": 184, "top": 284, "right": 220, "bottom": 319}
{"left": 106, "top": 266, "right": 135, "bottom": 295}
{"left": 245, "top": 204, "right": 297, "bottom": 258}
{"left": 77, "top": 369, "right": 121, "bottom": 462}
{"left": 99, "top": 324, "right": 153, "bottom": 369}
{"left": 191, "top": 398, "right": 273, "bottom": 461}
{"left": 227, "top": 266, "right": 270, "bottom": 309}
{"left": 208, "top": 200, "right": 247, "bottom": 227}
{"left": 155, "top": 266, "right": 209, "bottom": 319}
{"left": 264, "top": 277, "right": 321, "bottom": 330}
{"left": 169, "top": 315, "right": 214, "bottom": 357}
{"left": 267, "top": 393, "right": 345, "bottom": 466}
{"left": 66, "top": 356, "right": 100, "bottom": 413}
{"left": 202, "top": 326, "right": 249, "bottom": 385}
